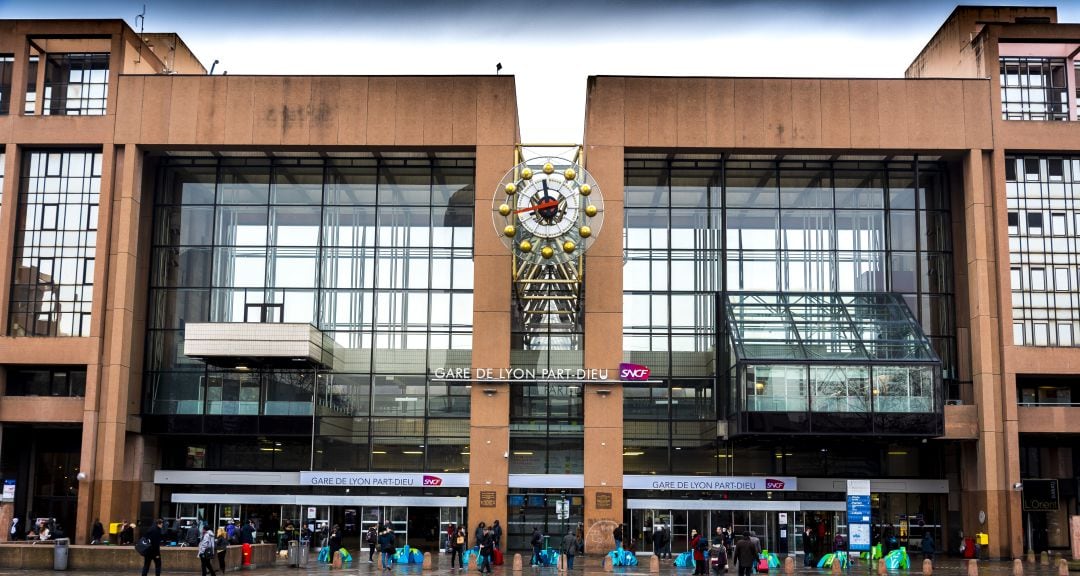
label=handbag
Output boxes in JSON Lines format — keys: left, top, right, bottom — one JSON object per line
{"left": 199, "top": 549, "right": 214, "bottom": 560}
{"left": 135, "top": 537, "right": 152, "bottom": 556}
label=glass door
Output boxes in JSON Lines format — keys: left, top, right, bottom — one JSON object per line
{"left": 440, "top": 507, "right": 465, "bottom": 551}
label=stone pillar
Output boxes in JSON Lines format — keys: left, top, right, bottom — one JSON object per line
{"left": 960, "top": 149, "right": 1011, "bottom": 559}
{"left": 467, "top": 144, "right": 515, "bottom": 537}
{"left": 583, "top": 140, "right": 624, "bottom": 553}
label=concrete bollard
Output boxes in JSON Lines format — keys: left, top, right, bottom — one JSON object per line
{"left": 878, "top": 558, "right": 887, "bottom": 576}
{"left": 558, "top": 553, "right": 566, "bottom": 572}
{"left": 423, "top": 551, "right": 432, "bottom": 569}
{"left": 967, "top": 559, "right": 978, "bottom": 576}
{"left": 1058, "top": 558, "right": 1069, "bottom": 576}
{"left": 513, "top": 553, "right": 523, "bottom": 572}
{"left": 784, "top": 556, "right": 795, "bottom": 575}
{"left": 603, "top": 555, "right": 613, "bottom": 572}
{"left": 650, "top": 555, "right": 660, "bottom": 573}
{"left": 832, "top": 557, "right": 842, "bottom": 575}
{"left": 1013, "top": 558, "right": 1024, "bottom": 576}
{"left": 332, "top": 550, "right": 343, "bottom": 569}
{"left": 922, "top": 558, "right": 933, "bottom": 575}
{"left": 1040, "top": 552, "right": 1050, "bottom": 565}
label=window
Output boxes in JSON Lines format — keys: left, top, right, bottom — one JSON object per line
{"left": 1055, "top": 268, "right": 1070, "bottom": 291}
{"left": 6, "top": 367, "right": 86, "bottom": 396}
{"left": 1052, "top": 213, "right": 1067, "bottom": 235}
{"left": 1008, "top": 212, "right": 1019, "bottom": 235}
{"left": 1000, "top": 57, "right": 1070, "bottom": 121}
{"left": 44, "top": 53, "right": 109, "bottom": 116}
{"left": 0, "top": 55, "right": 12, "bottom": 115}
{"left": 1028, "top": 212, "right": 1043, "bottom": 235}
{"left": 1031, "top": 268, "right": 1046, "bottom": 291}
{"left": 23, "top": 55, "right": 37, "bottom": 114}
{"left": 9, "top": 151, "right": 101, "bottom": 337}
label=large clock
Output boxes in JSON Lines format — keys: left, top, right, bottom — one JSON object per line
{"left": 491, "top": 157, "right": 604, "bottom": 265}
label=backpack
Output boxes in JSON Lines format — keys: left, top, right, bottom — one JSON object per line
{"left": 531, "top": 533, "right": 542, "bottom": 546}
{"left": 697, "top": 538, "right": 709, "bottom": 552}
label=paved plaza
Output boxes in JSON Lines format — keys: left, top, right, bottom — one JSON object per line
{"left": 0, "top": 555, "right": 1071, "bottom": 575}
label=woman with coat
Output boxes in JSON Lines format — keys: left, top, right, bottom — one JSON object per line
{"left": 690, "top": 529, "right": 707, "bottom": 576}
{"left": 214, "top": 527, "right": 229, "bottom": 573}
{"left": 451, "top": 527, "right": 467, "bottom": 569}
{"left": 197, "top": 525, "right": 218, "bottom": 576}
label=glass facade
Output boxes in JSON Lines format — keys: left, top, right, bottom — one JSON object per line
{"left": 9, "top": 151, "right": 101, "bottom": 337}
{"left": 44, "top": 53, "right": 109, "bottom": 116}
{"left": 145, "top": 154, "right": 474, "bottom": 472}
{"left": 1000, "top": 56, "right": 1070, "bottom": 121}
{"left": 0, "top": 55, "right": 12, "bottom": 115}
{"left": 1005, "top": 154, "right": 1080, "bottom": 345}
{"left": 5, "top": 366, "right": 86, "bottom": 397}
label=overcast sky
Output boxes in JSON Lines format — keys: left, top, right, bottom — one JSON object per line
{"left": 2, "top": 0, "right": 1078, "bottom": 142}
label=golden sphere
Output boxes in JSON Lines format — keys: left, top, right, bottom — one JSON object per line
{"left": 543, "top": 162, "right": 554, "bottom": 174}
{"left": 579, "top": 226, "right": 592, "bottom": 238}
{"left": 541, "top": 246, "right": 555, "bottom": 259}
{"left": 580, "top": 183, "right": 592, "bottom": 196}
{"left": 584, "top": 205, "right": 598, "bottom": 217}
{"left": 504, "top": 183, "right": 517, "bottom": 195}
{"left": 503, "top": 225, "right": 516, "bottom": 237}
{"left": 519, "top": 240, "right": 533, "bottom": 253}
{"left": 498, "top": 204, "right": 511, "bottom": 216}
{"left": 564, "top": 168, "right": 576, "bottom": 181}
{"left": 563, "top": 241, "right": 576, "bottom": 253}
{"left": 521, "top": 168, "right": 533, "bottom": 180}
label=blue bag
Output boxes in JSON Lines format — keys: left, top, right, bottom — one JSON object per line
{"left": 675, "top": 550, "right": 695, "bottom": 568}
{"left": 339, "top": 548, "right": 352, "bottom": 563}
{"left": 318, "top": 546, "right": 330, "bottom": 563}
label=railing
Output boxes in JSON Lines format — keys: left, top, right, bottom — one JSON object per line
{"left": 1017, "top": 402, "right": 1080, "bottom": 407}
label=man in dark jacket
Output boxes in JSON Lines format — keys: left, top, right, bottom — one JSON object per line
{"left": 561, "top": 530, "right": 580, "bottom": 570}
{"left": 91, "top": 519, "right": 104, "bottom": 544}
{"left": 241, "top": 520, "right": 256, "bottom": 545}
{"left": 734, "top": 533, "right": 758, "bottom": 576}
{"left": 140, "top": 519, "right": 164, "bottom": 576}
{"left": 530, "top": 527, "right": 544, "bottom": 566}
{"left": 492, "top": 520, "right": 503, "bottom": 549}
{"left": 613, "top": 524, "right": 624, "bottom": 550}
{"left": 479, "top": 526, "right": 496, "bottom": 574}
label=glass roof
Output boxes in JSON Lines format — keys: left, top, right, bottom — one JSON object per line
{"left": 724, "top": 293, "right": 940, "bottom": 363}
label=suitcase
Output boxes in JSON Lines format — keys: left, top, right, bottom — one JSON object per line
{"left": 756, "top": 556, "right": 769, "bottom": 573}
{"left": 494, "top": 548, "right": 504, "bottom": 565}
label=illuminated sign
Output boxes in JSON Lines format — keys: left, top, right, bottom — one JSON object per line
{"left": 299, "top": 472, "right": 468, "bottom": 488}
{"left": 623, "top": 475, "right": 797, "bottom": 491}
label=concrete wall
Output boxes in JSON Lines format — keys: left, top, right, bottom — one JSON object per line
{"left": 0, "top": 542, "right": 276, "bottom": 571}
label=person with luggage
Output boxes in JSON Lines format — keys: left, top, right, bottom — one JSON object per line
{"left": 561, "top": 529, "right": 581, "bottom": 570}
{"left": 613, "top": 523, "right": 624, "bottom": 550}
{"left": 197, "top": 525, "right": 218, "bottom": 576}
{"left": 492, "top": 520, "right": 503, "bottom": 549}
{"left": 474, "top": 522, "right": 486, "bottom": 551}
{"left": 139, "top": 518, "right": 164, "bottom": 576}
{"left": 530, "top": 527, "right": 544, "bottom": 566}
{"left": 379, "top": 525, "right": 396, "bottom": 571}
{"left": 734, "top": 532, "right": 758, "bottom": 576}
{"left": 479, "top": 526, "right": 495, "bottom": 574}
{"left": 691, "top": 529, "right": 708, "bottom": 576}
{"left": 367, "top": 526, "right": 379, "bottom": 563}
{"left": 711, "top": 527, "right": 729, "bottom": 574}
{"left": 451, "top": 526, "right": 467, "bottom": 569}
{"left": 328, "top": 525, "right": 342, "bottom": 562}
{"left": 921, "top": 532, "right": 935, "bottom": 563}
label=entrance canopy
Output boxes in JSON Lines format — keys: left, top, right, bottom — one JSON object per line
{"left": 722, "top": 293, "right": 943, "bottom": 437}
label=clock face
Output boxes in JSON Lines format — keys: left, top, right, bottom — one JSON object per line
{"left": 491, "top": 157, "right": 604, "bottom": 265}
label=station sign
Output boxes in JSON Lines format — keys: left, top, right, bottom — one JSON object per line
{"left": 432, "top": 364, "right": 653, "bottom": 383}
{"left": 847, "top": 479, "right": 871, "bottom": 552}
{"left": 624, "top": 475, "right": 797, "bottom": 491}
{"left": 299, "top": 472, "right": 468, "bottom": 488}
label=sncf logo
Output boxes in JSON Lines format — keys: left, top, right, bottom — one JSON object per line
{"left": 423, "top": 475, "right": 443, "bottom": 486}
{"left": 765, "top": 479, "right": 785, "bottom": 490}
{"left": 619, "top": 363, "right": 651, "bottom": 381}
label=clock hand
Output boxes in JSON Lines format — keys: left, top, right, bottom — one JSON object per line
{"left": 513, "top": 198, "right": 559, "bottom": 214}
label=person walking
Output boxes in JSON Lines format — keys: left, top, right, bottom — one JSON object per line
{"left": 613, "top": 523, "right": 624, "bottom": 550}
{"left": 215, "top": 527, "right": 229, "bottom": 573}
{"left": 451, "top": 526, "right": 467, "bottom": 570}
{"left": 474, "top": 521, "right": 486, "bottom": 551}
{"left": 711, "top": 526, "right": 729, "bottom": 574}
{"left": 328, "top": 525, "right": 342, "bottom": 559}
{"left": 140, "top": 519, "right": 164, "bottom": 576}
{"left": 241, "top": 519, "right": 256, "bottom": 545}
{"left": 562, "top": 529, "right": 580, "bottom": 570}
{"left": 197, "top": 525, "right": 218, "bottom": 576}
{"left": 379, "top": 525, "right": 396, "bottom": 571}
{"left": 803, "top": 527, "right": 817, "bottom": 567}
{"left": 530, "top": 527, "right": 544, "bottom": 566}
{"left": 691, "top": 529, "right": 708, "bottom": 576}
{"left": 91, "top": 518, "right": 104, "bottom": 544}
{"left": 921, "top": 532, "right": 935, "bottom": 563}
{"left": 734, "top": 532, "right": 757, "bottom": 576}
{"left": 367, "top": 525, "right": 379, "bottom": 563}
{"left": 479, "top": 526, "right": 495, "bottom": 574}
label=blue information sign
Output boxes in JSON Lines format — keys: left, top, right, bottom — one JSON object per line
{"left": 847, "top": 494, "right": 871, "bottom": 523}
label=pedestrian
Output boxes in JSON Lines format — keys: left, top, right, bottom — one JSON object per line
{"left": 734, "top": 532, "right": 757, "bottom": 576}
{"left": 197, "top": 525, "right": 217, "bottom": 576}
{"left": 691, "top": 529, "right": 708, "bottom": 576}
{"left": 663, "top": 525, "right": 673, "bottom": 558}
{"left": 474, "top": 522, "right": 486, "bottom": 551}
{"left": 215, "top": 527, "right": 228, "bottom": 573}
{"left": 328, "top": 524, "right": 342, "bottom": 558}
{"left": 562, "top": 529, "right": 580, "bottom": 570}
{"left": 530, "top": 526, "right": 544, "bottom": 566}
{"left": 576, "top": 523, "right": 585, "bottom": 556}
{"left": 479, "top": 526, "right": 495, "bottom": 573}
{"left": 921, "top": 532, "right": 935, "bottom": 563}
{"left": 367, "top": 525, "right": 379, "bottom": 563}
{"left": 121, "top": 521, "right": 135, "bottom": 545}
{"left": 379, "top": 524, "right": 396, "bottom": 571}
{"left": 8, "top": 517, "right": 17, "bottom": 541}
{"left": 241, "top": 519, "right": 256, "bottom": 545}
{"left": 492, "top": 519, "right": 503, "bottom": 549}
{"left": 711, "top": 526, "right": 729, "bottom": 574}
{"left": 140, "top": 518, "right": 164, "bottom": 576}
{"left": 613, "top": 523, "right": 624, "bottom": 550}
{"left": 748, "top": 531, "right": 761, "bottom": 555}
{"left": 803, "top": 527, "right": 817, "bottom": 567}
{"left": 226, "top": 520, "right": 237, "bottom": 544}
{"left": 452, "top": 526, "right": 467, "bottom": 569}
{"left": 91, "top": 518, "right": 104, "bottom": 545}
